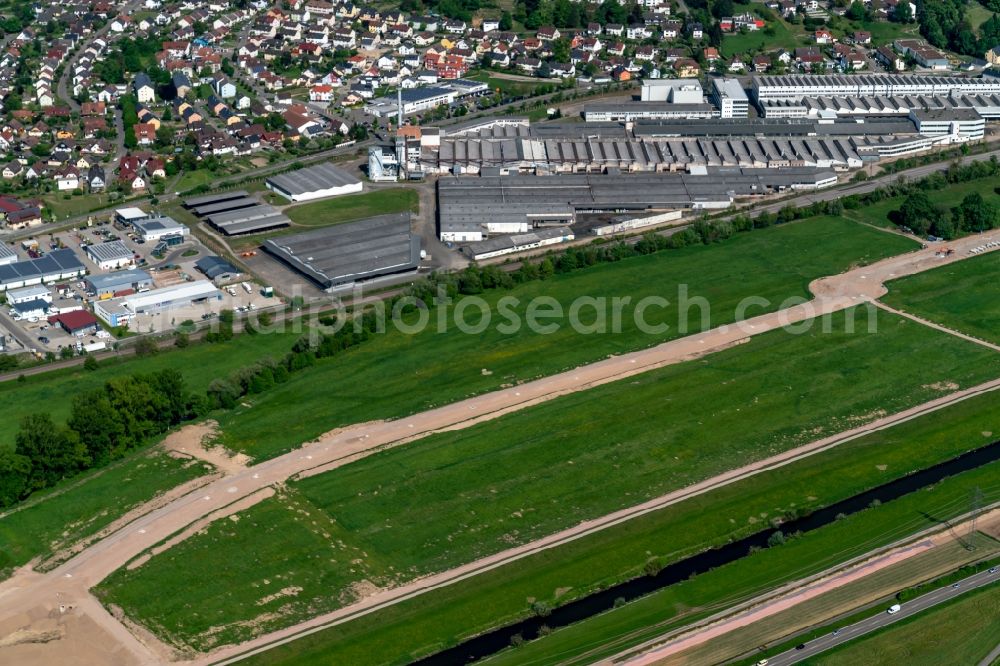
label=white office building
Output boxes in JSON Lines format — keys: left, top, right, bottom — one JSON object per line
{"left": 711, "top": 78, "right": 750, "bottom": 119}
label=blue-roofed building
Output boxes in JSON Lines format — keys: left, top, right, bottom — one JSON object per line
{"left": 0, "top": 249, "right": 86, "bottom": 291}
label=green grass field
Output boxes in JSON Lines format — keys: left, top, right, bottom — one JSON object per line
{"left": 95, "top": 306, "right": 1000, "bottom": 651}
{"left": 882, "top": 250, "right": 1000, "bottom": 345}
{"left": 844, "top": 179, "right": 1000, "bottom": 230}
{"left": 223, "top": 395, "right": 1000, "bottom": 666}
{"left": 214, "top": 216, "right": 917, "bottom": 459}
{"left": 0, "top": 330, "right": 301, "bottom": 449}
{"left": 0, "top": 448, "right": 209, "bottom": 576}
{"left": 808, "top": 581, "right": 1000, "bottom": 666}
{"left": 283, "top": 188, "right": 418, "bottom": 227}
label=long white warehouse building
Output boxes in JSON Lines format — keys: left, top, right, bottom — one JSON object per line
{"left": 752, "top": 74, "right": 1000, "bottom": 102}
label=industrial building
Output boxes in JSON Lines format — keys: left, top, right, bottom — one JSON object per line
{"left": 266, "top": 162, "right": 363, "bottom": 202}
{"left": 263, "top": 213, "right": 421, "bottom": 290}
{"left": 85, "top": 240, "right": 135, "bottom": 270}
{"left": 751, "top": 74, "right": 1000, "bottom": 103}
{"left": 365, "top": 87, "right": 457, "bottom": 118}
{"left": 48, "top": 310, "right": 99, "bottom": 336}
{"left": 183, "top": 191, "right": 290, "bottom": 235}
{"left": 84, "top": 269, "right": 153, "bottom": 298}
{"left": 94, "top": 280, "right": 221, "bottom": 327}
{"left": 7, "top": 284, "right": 51, "bottom": 305}
{"left": 131, "top": 215, "right": 189, "bottom": 242}
{"left": 115, "top": 207, "right": 150, "bottom": 226}
{"left": 10, "top": 298, "right": 49, "bottom": 320}
{"left": 461, "top": 227, "right": 576, "bottom": 260}
{"left": 640, "top": 79, "right": 704, "bottom": 103}
{"left": 582, "top": 102, "right": 716, "bottom": 122}
{"left": 195, "top": 256, "right": 241, "bottom": 282}
{"left": 437, "top": 170, "right": 837, "bottom": 242}
{"left": 0, "top": 244, "right": 16, "bottom": 266}
{"left": 0, "top": 249, "right": 86, "bottom": 291}
{"left": 711, "top": 78, "right": 750, "bottom": 119}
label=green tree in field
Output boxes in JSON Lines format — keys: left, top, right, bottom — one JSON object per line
{"left": 68, "top": 391, "right": 128, "bottom": 462}
{"left": 15, "top": 414, "right": 89, "bottom": 489}
{"left": 896, "top": 191, "right": 940, "bottom": 236}
{"left": 951, "top": 193, "right": 997, "bottom": 234}
{"left": 0, "top": 448, "right": 31, "bottom": 506}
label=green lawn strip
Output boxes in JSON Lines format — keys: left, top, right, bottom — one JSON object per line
{"left": 843, "top": 179, "right": 1000, "bottom": 230}
{"left": 0, "top": 330, "right": 300, "bottom": 448}
{"left": 237, "top": 449, "right": 1000, "bottom": 666}
{"left": 0, "top": 448, "right": 210, "bottom": 576}
{"left": 96, "top": 308, "right": 1000, "bottom": 651}
{"left": 283, "top": 189, "right": 418, "bottom": 227}
{"left": 216, "top": 216, "right": 917, "bottom": 459}
{"left": 805, "top": 579, "right": 1000, "bottom": 666}
{"left": 881, "top": 250, "right": 1000, "bottom": 345}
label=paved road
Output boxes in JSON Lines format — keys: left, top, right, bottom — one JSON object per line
{"left": 979, "top": 640, "right": 1000, "bottom": 666}
{"left": 766, "top": 569, "right": 1000, "bottom": 665}
{"left": 0, "top": 310, "right": 36, "bottom": 350}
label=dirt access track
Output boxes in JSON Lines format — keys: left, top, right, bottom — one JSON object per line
{"left": 0, "top": 233, "right": 997, "bottom": 666}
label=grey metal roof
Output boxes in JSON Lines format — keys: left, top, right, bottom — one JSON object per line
{"left": 85, "top": 240, "right": 132, "bottom": 263}
{"left": 0, "top": 249, "right": 86, "bottom": 287}
{"left": 205, "top": 204, "right": 291, "bottom": 236}
{"left": 134, "top": 216, "right": 187, "bottom": 234}
{"left": 182, "top": 190, "right": 250, "bottom": 208}
{"left": 195, "top": 256, "right": 239, "bottom": 279}
{"left": 188, "top": 196, "right": 260, "bottom": 217}
{"left": 266, "top": 162, "right": 361, "bottom": 196}
{"left": 263, "top": 213, "right": 420, "bottom": 289}
{"left": 84, "top": 269, "right": 152, "bottom": 291}
{"left": 0, "top": 244, "right": 15, "bottom": 262}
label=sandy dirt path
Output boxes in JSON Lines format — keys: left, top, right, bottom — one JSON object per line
{"left": 0, "top": 233, "right": 997, "bottom": 665}
{"left": 612, "top": 508, "right": 1000, "bottom": 666}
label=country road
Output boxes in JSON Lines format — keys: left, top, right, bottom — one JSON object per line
{"left": 766, "top": 569, "right": 1000, "bottom": 665}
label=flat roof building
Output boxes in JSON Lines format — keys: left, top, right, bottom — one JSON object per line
{"left": 94, "top": 281, "right": 221, "bottom": 326}
{"left": 0, "top": 249, "right": 86, "bottom": 291}
{"left": 583, "top": 102, "right": 716, "bottom": 122}
{"left": 7, "top": 284, "right": 51, "bottom": 304}
{"left": 84, "top": 269, "right": 153, "bottom": 297}
{"left": 115, "top": 207, "right": 150, "bottom": 225}
{"left": 85, "top": 240, "right": 134, "bottom": 271}
{"left": 711, "top": 78, "right": 750, "bottom": 119}
{"left": 263, "top": 213, "right": 420, "bottom": 290}
{"left": 266, "top": 162, "right": 363, "bottom": 202}
{"left": 132, "top": 215, "right": 189, "bottom": 242}
{"left": 205, "top": 204, "right": 291, "bottom": 235}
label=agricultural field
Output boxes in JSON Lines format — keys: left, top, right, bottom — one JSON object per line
{"left": 809, "top": 581, "right": 1000, "bottom": 666}
{"left": 96, "top": 306, "right": 1000, "bottom": 651}
{"left": 0, "top": 448, "right": 209, "bottom": 577}
{"left": 882, "top": 250, "right": 1000, "bottom": 345}
{"left": 0, "top": 329, "right": 301, "bottom": 448}
{"left": 283, "top": 188, "right": 418, "bottom": 227}
{"left": 214, "top": 216, "right": 917, "bottom": 459}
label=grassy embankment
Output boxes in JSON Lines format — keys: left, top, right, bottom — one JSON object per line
{"left": 95, "top": 305, "right": 1000, "bottom": 651}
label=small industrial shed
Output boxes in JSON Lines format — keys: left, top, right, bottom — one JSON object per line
{"left": 85, "top": 240, "right": 135, "bottom": 271}
{"left": 48, "top": 310, "right": 99, "bottom": 335}
{"left": 195, "top": 256, "right": 240, "bottom": 282}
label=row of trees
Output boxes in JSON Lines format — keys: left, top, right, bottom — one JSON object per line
{"left": 0, "top": 370, "right": 202, "bottom": 506}
{"left": 895, "top": 190, "right": 999, "bottom": 238}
